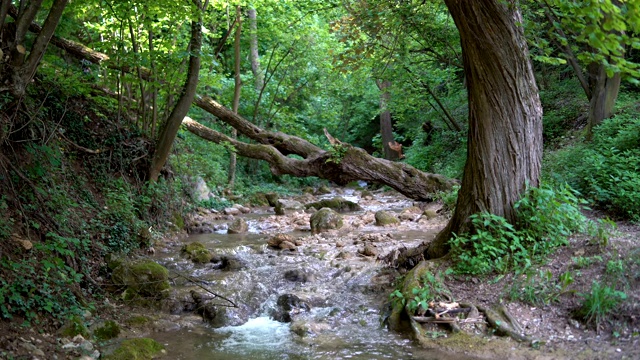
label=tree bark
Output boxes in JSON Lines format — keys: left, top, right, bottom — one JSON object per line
{"left": 228, "top": 6, "right": 242, "bottom": 189}
{"left": 148, "top": 3, "right": 205, "bottom": 181}
{"left": 426, "top": 1, "right": 543, "bottom": 258}
{"left": 6, "top": 0, "right": 68, "bottom": 97}
{"left": 586, "top": 64, "right": 621, "bottom": 140}
{"left": 376, "top": 80, "right": 399, "bottom": 160}
{"left": 248, "top": 8, "right": 264, "bottom": 91}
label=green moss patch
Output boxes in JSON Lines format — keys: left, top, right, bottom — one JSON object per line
{"left": 104, "top": 338, "right": 164, "bottom": 360}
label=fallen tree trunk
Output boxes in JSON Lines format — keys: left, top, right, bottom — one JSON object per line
{"left": 182, "top": 113, "right": 457, "bottom": 201}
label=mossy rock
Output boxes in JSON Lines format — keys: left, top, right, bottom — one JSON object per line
{"left": 375, "top": 210, "right": 399, "bottom": 226}
{"left": 125, "top": 315, "right": 152, "bottom": 328}
{"left": 310, "top": 208, "right": 344, "bottom": 234}
{"left": 315, "top": 185, "right": 332, "bottom": 195}
{"left": 60, "top": 315, "right": 90, "bottom": 338}
{"left": 305, "top": 197, "right": 362, "bottom": 213}
{"left": 228, "top": 218, "right": 248, "bottom": 234}
{"left": 94, "top": 320, "right": 121, "bottom": 341}
{"left": 103, "top": 338, "right": 164, "bottom": 360}
{"left": 248, "top": 192, "right": 269, "bottom": 206}
{"left": 265, "top": 192, "right": 279, "bottom": 207}
{"left": 360, "top": 190, "right": 373, "bottom": 198}
{"left": 422, "top": 209, "right": 438, "bottom": 219}
{"left": 181, "top": 242, "right": 213, "bottom": 263}
{"left": 112, "top": 259, "right": 170, "bottom": 299}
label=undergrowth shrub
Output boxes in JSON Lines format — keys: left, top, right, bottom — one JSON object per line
{"left": 0, "top": 233, "right": 92, "bottom": 324}
{"left": 576, "top": 281, "right": 627, "bottom": 327}
{"left": 449, "top": 183, "right": 613, "bottom": 275}
{"left": 544, "top": 112, "right": 640, "bottom": 220}
{"left": 404, "top": 130, "right": 466, "bottom": 179}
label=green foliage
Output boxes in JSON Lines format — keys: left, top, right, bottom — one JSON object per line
{"left": 0, "top": 196, "right": 13, "bottom": 240}
{"left": 94, "top": 320, "right": 121, "bottom": 341}
{"left": 435, "top": 185, "right": 459, "bottom": 213}
{"left": 326, "top": 143, "right": 349, "bottom": 165}
{"left": 544, "top": 111, "right": 640, "bottom": 220}
{"left": 406, "top": 272, "right": 450, "bottom": 315}
{"left": 0, "top": 233, "right": 91, "bottom": 323}
{"left": 60, "top": 316, "right": 90, "bottom": 338}
{"left": 577, "top": 281, "right": 627, "bottom": 327}
{"left": 404, "top": 130, "right": 466, "bottom": 179}
{"left": 572, "top": 255, "right": 603, "bottom": 269}
{"left": 508, "top": 269, "right": 574, "bottom": 306}
{"left": 450, "top": 183, "right": 594, "bottom": 275}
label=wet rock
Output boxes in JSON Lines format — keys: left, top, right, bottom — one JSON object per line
{"left": 223, "top": 207, "right": 241, "bottom": 216}
{"left": 268, "top": 233, "right": 293, "bottom": 248}
{"left": 278, "top": 199, "right": 304, "bottom": 210}
{"left": 233, "top": 204, "right": 251, "bottom": 213}
{"left": 357, "top": 233, "right": 392, "bottom": 243}
{"left": 280, "top": 241, "right": 297, "bottom": 251}
{"left": 111, "top": 259, "right": 171, "bottom": 300}
{"left": 284, "top": 269, "right": 314, "bottom": 283}
{"left": 316, "top": 185, "right": 332, "bottom": 194}
{"left": 337, "top": 251, "right": 353, "bottom": 259}
{"left": 358, "top": 244, "right": 379, "bottom": 257}
{"left": 192, "top": 176, "right": 212, "bottom": 202}
{"left": 191, "top": 290, "right": 217, "bottom": 321}
{"left": 271, "top": 294, "right": 310, "bottom": 322}
{"left": 93, "top": 320, "right": 121, "bottom": 341}
{"left": 228, "top": 218, "right": 248, "bottom": 234}
{"left": 310, "top": 208, "right": 344, "bottom": 234}
{"left": 305, "top": 197, "right": 362, "bottom": 212}
{"left": 374, "top": 210, "right": 399, "bottom": 226}
{"left": 360, "top": 190, "right": 373, "bottom": 199}
{"left": 181, "top": 242, "right": 214, "bottom": 263}
{"left": 422, "top": 209, "right": 439, "bottom": 219}
{"left": 211, "top": 254, "right": 246, "bottom": 271}
{"left": 399, "top": 206, "right": 422, "bottom": 221}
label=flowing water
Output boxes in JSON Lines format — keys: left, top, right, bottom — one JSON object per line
{"left": 146, "top": 191, "right": 471, "bottom": 359}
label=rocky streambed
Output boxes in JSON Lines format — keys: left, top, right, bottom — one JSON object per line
{"left": 139, "top": 188, "right": 458, "bottom": 359}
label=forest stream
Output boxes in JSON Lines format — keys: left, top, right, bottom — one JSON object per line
{"left": 131, "top": 188, "right": 474, "bottom": 359}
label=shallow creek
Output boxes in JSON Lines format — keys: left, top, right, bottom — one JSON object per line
{"left": 147, "top": 190, "right": 473, "bottom": 359}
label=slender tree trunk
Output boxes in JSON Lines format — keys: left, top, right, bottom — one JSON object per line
{"left": 376, "top": 80, "right": 399, "bottom": 161}
{"left": 8, "top": 0, "right": 68, "bottom": 97}
{"left": 149, "top": 28, "right": 158, "bottom": 139}
{"left": 248, "top": 8, "right": 263, "bottom": 91}
{"left": 128, "top": 18, "right": 147, "bottom": 131}
{"left": 148, "top": 2, "right": 205, "bottom": 182}
{"left": 0, "top": 0, "right": 11, "bottom": 35}
{"left": 427, "top": 0, "right": 543, "bottom": 258}
{"left": 228, "top": 6, "right": 242, "bottom": 189}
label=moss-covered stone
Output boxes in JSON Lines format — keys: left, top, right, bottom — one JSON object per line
{"left": 125, "top": 315, "right": 152, "bottom": 328}
{"left": 248, "top": 192, "right": 269, "bottom": 206}
{"left": 181, "top": 242, "right": 213, "bottom": 263}
{"left": 305, "top": 197, "right": 362, "bottom": 212}
{"left": 422, "top": 209, "right": 438, "bottom": 219}
{"left": 310, "top": 208, "right": 344, "bottom": 234}
{"left": 60, "top": 315, "right": 90, "bottom": 338}
{"left": 112, "top": 259, "right": 171, "bottom": 299}
{"left": 360, "top": 190, "right": 373, "bottom": 198}
{"left": 227, "top": 218, "right": 248, "bottom": 234}
{"left": 103, "top": 338, "right": 164, "bottom": 360}
{"left": 315, "top": 185, "right": 331, "bottom": 195}
{"left": 375, "top": 210, "right": 399, "bottom": 226}
{"left": 94, "top": 320, "right": 121, "bottom": 341}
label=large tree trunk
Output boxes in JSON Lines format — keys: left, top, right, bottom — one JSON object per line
{"left": 425, "top": 1, "right": 543, "bottom": 258}
{"left": 148, "top": 2, "right": 205, "bottom": 181}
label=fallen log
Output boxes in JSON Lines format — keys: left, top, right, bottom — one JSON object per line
{"left": 182, "top": 115, "right": 457, "bottom": 201}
